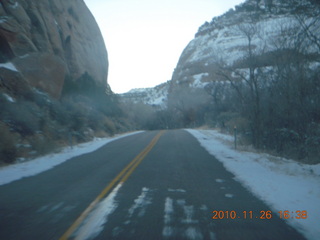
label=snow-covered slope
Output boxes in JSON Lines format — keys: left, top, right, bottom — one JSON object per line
{"left": 171, "top": 0, "right": 319, "bottom": 87}
{"left": 119, "top": 81, "right": 170, "bottom": 108}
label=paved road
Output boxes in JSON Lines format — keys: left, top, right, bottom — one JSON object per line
{"left": 0, "top": 130, "right": 306, "bottom": 240}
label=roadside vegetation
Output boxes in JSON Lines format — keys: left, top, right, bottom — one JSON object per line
{"left": 0, "top": 73, "right": 131, "bottom": 164}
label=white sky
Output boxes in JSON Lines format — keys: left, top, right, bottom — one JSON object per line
{"left": 84, "top": 0, "right": 245, "bottom": 93}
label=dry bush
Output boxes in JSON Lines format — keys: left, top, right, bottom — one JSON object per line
{"left": 217, "top": 112, "right": 250, "bottom": 133}
{"left": 0, "top": 122, "right": 17, "bottom": 163}
{"left": 3, "top": 101, "right": 40, "bottom": 136}
{"left": 225, "top": 116, "right": 250, "bottom": 133}
{"left": 103, "top": 117, "right": 116, "bottom": 135}
{"left": 29, "top": 134, "right": 58, "bottom": 156}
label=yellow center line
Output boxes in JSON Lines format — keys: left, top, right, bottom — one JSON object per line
{"left": 59, "top": 130, "right": 165, "bottom": 240}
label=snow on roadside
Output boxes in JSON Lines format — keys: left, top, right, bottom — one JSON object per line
{"left": 186, "top": 129, "right": 320, "bottom": 240}
{"left": 0, "top": 131, "right": 143, "bottom": 186}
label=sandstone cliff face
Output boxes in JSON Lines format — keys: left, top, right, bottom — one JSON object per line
{"left": 0, "top": 0, "right": 108, "bottom": 98}
{"left": 170, "top": 0, "right": 319, "bottom": 88}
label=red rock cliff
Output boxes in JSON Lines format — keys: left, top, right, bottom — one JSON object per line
{"left": 0, "top": 0, "right": 108, "bottom": 98}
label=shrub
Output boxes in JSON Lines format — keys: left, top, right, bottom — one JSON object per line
{"left": 87, "top": 110, "right": 105, "bottom": 131}
{"left": 29, "top": 134, "right": 58, "bottom": 156}
{"left": 3, "top": 101, "right": 40, "bottom": 136}
{"left": 216, "top": 112, "right": 240, "bottom": 131}
{"left": 103, "top": 117, "right": 116, "bottom": 135}
{"left": 0, "top": 122, "right": 17, "bottom": 163}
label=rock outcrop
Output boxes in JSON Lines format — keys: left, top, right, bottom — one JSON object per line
{"left": 0, "top": 0, "right": 108, "bottom": 98}
{"left": 171, "top": 0, "right": 319, "bottom": 88}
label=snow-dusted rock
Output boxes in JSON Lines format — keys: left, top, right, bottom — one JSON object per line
{"left": 171, "top": 0, "right": 319, "bottom": 87}
{"left": 119, "top": 81, "right": 170, "bottom": 108}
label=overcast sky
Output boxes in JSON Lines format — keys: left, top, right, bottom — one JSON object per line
{"left": 84, "top": 0, "right": 245, "bottom": 93}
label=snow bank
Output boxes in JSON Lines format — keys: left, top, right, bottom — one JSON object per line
{"left": 0, "top": 131, "right": 143, "bottom": 186}
{"left": 187, "top": 129, "right": 320, "bottom": 240}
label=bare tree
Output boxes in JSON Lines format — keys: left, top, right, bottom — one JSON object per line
{"left": 295, "top": 14, "right": 320, "bottom": 54}
{"left": 168, "top": 84, "right": 210, "bottom": 127}
{"left": 211, "top": 11, "right": 320, "bottom": 161}
{"left": 263, "top": 17, "right": 320, "bottom": 160}
{"left": 216, "top": 21, "right": 265, "bottom": 147}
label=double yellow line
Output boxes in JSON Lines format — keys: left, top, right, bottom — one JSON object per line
{"left": 59, "top": 130, "right": 165, "bottom": 240}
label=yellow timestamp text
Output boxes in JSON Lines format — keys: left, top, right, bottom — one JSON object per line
{"left": 212, "top": 210, "right": 308, "bottom": 220}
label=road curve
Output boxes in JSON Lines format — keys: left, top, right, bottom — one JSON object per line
{"left": 0, "top": 130, "right": 306, "bottom": 240}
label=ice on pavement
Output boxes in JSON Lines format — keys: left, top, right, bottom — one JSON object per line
{"left": 0, "top": 131, "right": 143, "bottom": 186}
{"left": 187, "top": 129, "right": 320, "bottom": 240}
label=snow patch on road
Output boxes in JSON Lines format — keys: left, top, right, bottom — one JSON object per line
{"left": 180, "top": 203, "right": 198, "bottom": 224}
{"left": 168, "top": 188, "right": 186, "bottom": 193}
{"left": 164, "top": 197, "right": 174, "bottom": 225}
{"left": 74, "top": 183, "right": 122, "bottom": 240}
{"left": 128, "top": 187, "right": 152, "bottom": 218}
{"left": 162, "top": 226, "right": 174, "bottom": 237}
{"left": 186, "top": 129, "right": 320, "bottom": 240}
{"left": 184, "top": 226, "right": 203, "bottom": 240}
{"left": 0, "top": 132, "right": 143, "bottom": 186}
{"left": 49, "top": 202, "right": 64, "bottom": 212}
{"left": 199, "top": 204, "right": 208, "bottom": 211}
{"left": 215, "top": 179, "right": 225, "bottom": 183}
{"left": 162, "top": 196, "right": 209, "bottom": 239}
{"left": 225, "top": 193, "right": 234, "bottom": 198}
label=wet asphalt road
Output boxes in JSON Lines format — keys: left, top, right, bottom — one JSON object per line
{"left": 0, "top": 130, "right": 306, "bottom": 240}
